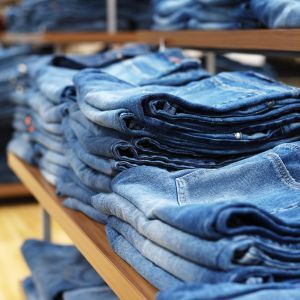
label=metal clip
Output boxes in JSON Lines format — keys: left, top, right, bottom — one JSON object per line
{"left": 159, "top": 38, "right": 166, "bottom": 52}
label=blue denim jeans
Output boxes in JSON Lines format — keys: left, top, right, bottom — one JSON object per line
{"left": 74, "top": 69, "right": 300, "bottom": 137}
{"left": 6, "top": 0, "right": 152, "bottom": 32}
{"left": 94, "top": 191, "right": 300, "bottom": 271}
{"left": 97, "top": 142, "right": 300, "bottom": 234}
{"left": 63, "top": 286, "right": 118, "bottom": 300}
{"left": 56, "top": 169, "right": 108, "bottom": 223}
{"left": 157, "top": 282, "right": 300, "bottom": 299}
{"left": 92, "top": 142, "right": 300, "bottom": 288}
{"left": 8, "top": 132, "right": 35, "bottom": 164}
{"left": 105, "top": 226, "right": 181, "bottom": 290}
{"left": 52, "top": 43, "right": 152, "bottom": 70}
{"left": 152, "top": 0, "right": 258, "bottom": 30}
{"left": 22, "top": 277, "right": 39, "bottom": 300}
{"left": 23, "top": 277, "right": 118, "bottom": 300}
{"left": 74, "top": 69, "right": 300, "bottom": 163}
{"left": 251, "top": 0, "right": 300, "bottom": 28}
{"left": 66, "top": 109, "right": 234, "bottom": 171}
{"left": 106, "top": 216, "right": 300, "bottom": 287}
{"left": 21, "top": 239, "right": 106, "bottom": 300}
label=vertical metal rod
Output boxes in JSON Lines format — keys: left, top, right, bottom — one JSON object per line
{"left": 55, "top": 44, "right": 64, "bottom": 55}
{"left": 205, "top": 51, "right": 217, "bottom": 74}
{"left": 107, "top": 0, "right": 117, "bottom": 33}
{"left": 42, "top": 208, "right": 51, "bottom": 241}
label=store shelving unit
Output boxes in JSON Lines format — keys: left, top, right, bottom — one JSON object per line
{"left": 1, "top": 29, "right": 300, "bottom": 52}
{"left": 2, "top": 0, "right": 300, "bottom": 294}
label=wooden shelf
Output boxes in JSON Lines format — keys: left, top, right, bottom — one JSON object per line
{"left": 1, "top": 29, "right": 300, "bottom": 52}
{"left": 0, "top": 182, "right": 30, "bottom": 198}
{"left": 0, "top": 32, "right": 137, "bottom": 45}
{"left": 8, "top": 153, "right": 157, "bottom": 300}
{"left": 137, "top": 29, "right": 300, "bottom": 53}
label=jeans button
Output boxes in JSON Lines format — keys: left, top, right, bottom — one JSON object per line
{"left": 116, "top": 53, "right": 123, "bottom": 59}
{"left": 18, "top": 63, "right": 27, "bottom": 74}
{"left": 234, "top": 132, "right": 242, "bottom": 139}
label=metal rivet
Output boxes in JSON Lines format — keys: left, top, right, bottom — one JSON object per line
{"left": 18, "top": 63, "right": 27, "bottom": 74}
{"left": 116, "top": 53, "right": 123, "bottom": 59}
{"left": 234, "top": 132, "right": 242, "bottom": 140}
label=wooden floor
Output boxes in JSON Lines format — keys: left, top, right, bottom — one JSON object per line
{"left": 0, "top": 199, "right": 71, "bottom": 300}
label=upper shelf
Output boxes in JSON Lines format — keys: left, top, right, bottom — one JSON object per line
{"left": 137, "top": 29, "right": 300, "bottom": 53}
{"left": 1, "top": 29, "right": 300, "bottom": 52}
{"left": 0, "top": 32, "right": 136, "bottom": 45}
{"left": 8, "top": 152, "right": 157, "bottom": 300}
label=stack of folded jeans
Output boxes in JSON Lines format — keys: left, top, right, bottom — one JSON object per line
{"left": 73, "top": 69, "right": 300, "bottom": 171}
{"left": 5, "top": 0, "right": 152, "bottom": 32}
{"left": 152, "top": 0, "right": 259, "bottom": 30}
{"left": 8, "top": 44, "right": 154, "bottom": 186}
{"left": 157, "top": 282, "right": 300, "bottom": 299}
{"left": 0, "top": 44, "right": 34, "bottom": 183}
{"left": 250, "top": 0, "right": 300, "bottom": 29}
{"left": 56, "top": 48, "right": 208, "bottom": 221}
{"left": 21, "top": 239, "right": 117, "bottom": 300}
{"left": 92, "top": 141, "right": 300, "bottom": 290}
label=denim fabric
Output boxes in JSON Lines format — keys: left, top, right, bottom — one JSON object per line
{"left": 23, "top": 277, "right": 118, "bottom": 300}
{"left": 56, "top": 169, "right": 95, "bottom": 203}
{"left": 152, "top": 0, "right": 258, "bottom": 30}
{"left": 8, "top": 133, "right": 35, "bottom": 164}
{"left": 35, "top": 66, "right": 76, "bottom": 104}
{"left": 21, "top": 239, "right": 106, "bottom": 300}
{"left": 64, "top": 143, "right": 112, "bottom": 193}
{"left": 93, "top": 191, "right": 300, "bottom": 271}
{"left": 66, "top": 110, "right": 233, "bottom": 171}
{"left": 100, "top": 142, "right": 300, "bottom": 226}
{"left": 250, "top": 0, "right": 300, "bottom": 28}
{"left": 74, "top": 69, "right": 300, "bottom": 162}
{"left": 5, "top": 0, "right": 152, "bottom": 32}
{"left": 102, "top": 48, "right": 209, "bottom": 86}
{"left": 157, "top": 282, "right": 300, "bottom": 300}
{"left": 105, "top": 226, "right": 182, "bottom": 290}
{"left": 92, "top": 142, "right": 300, "bottom": 287}
{"left": 63, "top": 286, "right": 118, "bottom": 300}
{"left": 106, "top": 216, "right": 300, "bottom": 286}
{"left": 37, "top": 157, "right": 68, "bottom": 182}
{"left": 33, "top": 144, "right": 68, "bottom": 167}
{"left": 40, "top": 169, "right": 59, "bottom": 186}
{"left": 55, "top": 168, "right": 108, "bottom": 223}
{"left": 74, "top": 70, "right": 300, "bottom": 131}
{"left": 23, "top": 277, "right": 39, "bottom": 300}
{"left": 63, "top": 198, "right": 108, "bottom": 223}
{"left": 52, "top": 43, "right": 153, "bottom": 70}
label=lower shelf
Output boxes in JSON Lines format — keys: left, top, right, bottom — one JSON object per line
{"left": 0, "top": 182, "right": 30, "bottom": 198}
{"left": 8, "top": 153, "right": 157, "bottom": 300}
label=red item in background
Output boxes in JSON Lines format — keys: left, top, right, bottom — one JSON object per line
{"left": 0, "top": 14, "right": 5, "bottom": 31}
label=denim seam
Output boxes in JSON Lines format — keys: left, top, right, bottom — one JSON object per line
{"left": 265, "top": 153, "right": 300, "bottom": 189}
{"left": 269, "top": 201, "right": 300, "bottom": 215}
{"left": 175, "top": 178, "right": 188, "bottom": 206}
{"left": 279, "top": 143, "right": 300, "bottom": 156}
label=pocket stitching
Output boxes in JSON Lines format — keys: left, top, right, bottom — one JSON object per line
{"left": 265, "top": 152, "right": 300, "bottom": 190}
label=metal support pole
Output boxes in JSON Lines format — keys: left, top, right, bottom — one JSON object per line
{"left": 205, "top": 51, "right": 217, "bottom": 74}
{"left": 42, "top": 208, "right": 51, "bottom": 241}
{"left": 106, "top": 0, "right": 117, "bottom": 33}
{"left": 55, "top": 44, "right": 64, "bottom": 55}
